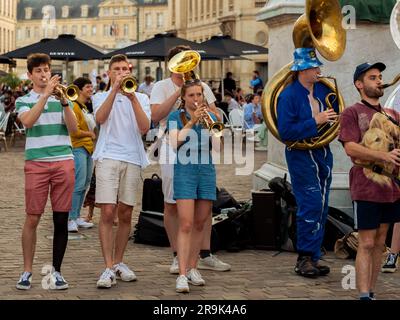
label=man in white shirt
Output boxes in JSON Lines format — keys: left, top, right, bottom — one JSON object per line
{"left": 150, "top": 45, "right": 231, "bottom": 274}
{"left": 92, "top": 54, "right": 151, "bottom": 288}
{"left": 138, "top": 75, "right": 154, "bottom": 98}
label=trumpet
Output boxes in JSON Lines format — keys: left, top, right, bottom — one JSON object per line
{"left": 53, "top": 84, "right": 79, "bottom": 101}
{"left": 121, "top": 76, "right": 137, "bottom": 94}
{"left": 380, "top": 74, "right": 400, "bottom": 89}
{"left": 195, "top": 102, "right": 225, "bottom": 138}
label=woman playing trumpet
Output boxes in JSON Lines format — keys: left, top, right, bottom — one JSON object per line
{"left": 167, "top": 79, "right": 222, "bottom": 293}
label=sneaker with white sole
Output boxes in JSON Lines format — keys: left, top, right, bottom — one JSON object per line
{"left": 76, "top": 218, "right": 94, "bottom": 229}
{"left": 16, "top": 271, "right": 32, "bottom": 290}
{"left": 198, "top": 254, "right": 231, "bottom": 271}
{"left": 97, "top": 268, "right": 117, "bottom": 288}
{"left": 176, "top": 275, "right": 189, "bottom": 293}
{"left": 113, "top": 262, "right": 137, "bottom": 281}
{"left": 50, "top": 271, "right": 69, "bottom": 290}
{"left": 169, "top": 256, "right": 179, "bottom": 274}
{"left": 187, "top": 268, "right": 205, "bottom": 286}
{"left": 68, "top": 220, "right": 78, "bottom": 233}
{"left": 382, "top": 253, "right": 398, "bottom": 273}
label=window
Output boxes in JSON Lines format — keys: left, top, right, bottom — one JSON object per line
{"left": 207, "top": 0, "right": 210, "bottom": 18}
{"left": 189, "top": 0, "right": 192, "bottom": 22}
{"left": 145, "top": 13, "right": 152, "bottom": 28}
{"left": 103, "top": 8, "right": 109, "bottom": 16}
{"left": 113, "top": 7, "right": 119, "bottom": 15}
{"left": 255, "top": 0, "right": 266, "bottom": 8}
{"left": 16, "top": 28, "right": 21, "bottom": 40}
{"left": 81, "top": 25, "right": 87, "bottom": 36}
{"left": 34, "top": 26, "right": 39, "bottom": 38}
{"left": 201, "top": 0, "right": 204, "bottom": 19}
{"left": 81, "top": 5, "right": 89, "bottom": 17}
{"left": 171, "top": 0, "right": 176, "bottom": 25}
{"left": 103, "top": 25, "right": 109, "bottom": 36}
{"left": 62, "top": 25, "right": 68, "bottom": 33}
{"left": 71, "top": 25, "right": 77, "bottom": 35}
{"left": 212, "top": 0, "right": 216, "bottom": 17}
{"left": 219, "top": 0, "right": 223, "bottom": 15}
{"left": 228, "top": 0, "right": 234, "bottom": 11}
{"left": 92, "top": 25, "right": 97, "bottom": 36}
{"left": 156, "top": 13, "right": 163, "bottom": 28}
{"left": 62, "top": 6, "right": 69, "bottom": 18}
{"left": 123, "top": 7, "right": 129, "bottom": 15}
{"left": 25, "top": 7, "right": 32, "bottom": 19}
{"left": 25, "top": 27, "right": 30, "bottom": 39}
{"left": 123, "top": 24, "right": 129, "bottom": 37}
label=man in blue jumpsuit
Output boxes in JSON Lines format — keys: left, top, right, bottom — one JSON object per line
{"left": 277, "top": 47, "right": 338, "bottom": 277}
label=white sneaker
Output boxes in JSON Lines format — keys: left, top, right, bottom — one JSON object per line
{"left": 76, "top": 218, "right": 94, "bottom": 229}
{"left": 113, "top": 262, "right": 137, "bottom": 282}
{"left": 97, "top": 268, "right": 117, "bottom": 288}
{"left": 16, "top": 271, "right": 32, "bottom": 290}
{"left": 68, "top": 220, "right": 78, "bottom": 233}
{"left": 187, "top": 268, "right": 205, "bottom": 286}
{"left": 50, "top": 271, "right": 68, "bottom": 290}
{"left": 169, "top": 256, "right": 179, "bottom": 274}
{"left": 176, "top": 275, "right": 189, "bottom": 293}
{"left": 198, "top": 254, "right": 231, "bottom": 271}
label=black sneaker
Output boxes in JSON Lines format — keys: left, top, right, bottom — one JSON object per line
{"left": 313, "top": 261, "right": 330, "bottom": 276}
{"left": 16, "top": 271, "right": 32, "bottom": 290}
{"left": 381, "top": 253, "right": 398, "bottom": 273}
{"left": 294, "top": 256, "right": 320, "bottom": 278}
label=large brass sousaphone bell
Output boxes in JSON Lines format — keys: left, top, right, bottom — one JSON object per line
{"left": 261, "top": 0, "right": 346, "bottom": 150}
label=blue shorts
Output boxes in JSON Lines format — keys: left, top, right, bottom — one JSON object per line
{"left": 173, "top": 163, "right": 216, "bottom": 201}
{"left": 353, "top": 200, "right": 400, "bottom": 230}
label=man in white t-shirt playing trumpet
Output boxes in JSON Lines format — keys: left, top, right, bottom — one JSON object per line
{"left": 150, "top": 45, "right": 231, "bottom": 274}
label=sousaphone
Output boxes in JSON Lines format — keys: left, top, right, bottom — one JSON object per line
{"left": 261, "top": 0, "right": 346, "bottom": 150}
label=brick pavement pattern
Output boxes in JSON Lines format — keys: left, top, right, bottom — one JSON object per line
{"left": 1, "top": 141, "right": 399, "bottom": 300}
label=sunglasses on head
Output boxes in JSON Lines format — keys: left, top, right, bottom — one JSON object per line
{"left": 183, "top": 78, "right": 201, "bottom": 86}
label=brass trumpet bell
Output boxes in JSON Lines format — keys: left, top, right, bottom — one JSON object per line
{"left": 168, "top": 50, "right": 201, "bottom": 81}
{"left": 121, "top": 76, "right": 137, "bottom": 94}
{"left": 53, "top": 84, "right": 79, "bottom": 101}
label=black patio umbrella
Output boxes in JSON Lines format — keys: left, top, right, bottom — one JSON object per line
{"left": 4, "top": 34, "right": 103, "bottom": 61}
{"left": 3, "top": 34, "right": 104, "bottom": 80}
{"left": 0, "top": 55, "right": 12, "bottom": 64}
{"left": 201, "top": 35, "right": 268, "bottom": 95}
{"left": 104, "top": 32, "right": 231, "bottom": 60}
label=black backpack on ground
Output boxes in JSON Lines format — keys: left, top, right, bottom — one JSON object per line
{"left": 142, "top": 174, "right": 164, "bottom": 213}
{"left": 133, "top": 211, "right": 170, "bottom": 247}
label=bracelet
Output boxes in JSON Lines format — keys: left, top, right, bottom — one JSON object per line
{"left": 61, "top": 102, "right": 69, "bottom": 107}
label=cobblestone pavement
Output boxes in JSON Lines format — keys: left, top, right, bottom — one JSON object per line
{"left": 0, "top": 140, "right": 399, "bottom": 300}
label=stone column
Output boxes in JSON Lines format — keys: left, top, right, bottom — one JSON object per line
{"left": 255, "top": 0, "right": 400, "bottom": 216}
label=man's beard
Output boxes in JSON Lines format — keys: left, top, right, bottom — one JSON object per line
{"left": 364, "top": 86, "right": 384, "bottom": 99}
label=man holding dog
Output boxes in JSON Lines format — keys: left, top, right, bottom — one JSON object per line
{"left": 339, "top": 62, "right": 400, "bottom": 300}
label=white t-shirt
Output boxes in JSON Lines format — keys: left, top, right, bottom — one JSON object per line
{"left": 138, "top": 82, "right": 154, "bottom": 97}
{"left": 92, "top": 90, "right": 151, "bottom": 168}
{"left": 150, "top": 78, "right": 216, "bottom": 131}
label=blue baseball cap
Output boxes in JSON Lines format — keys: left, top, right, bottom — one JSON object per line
{"left": 353, "top": 62, "right": 386, "bottom": 83}
{"left": 291, "top": 47, "right": 323, "bottom": 71}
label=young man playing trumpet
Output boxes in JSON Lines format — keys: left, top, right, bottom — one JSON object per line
{"left": 92, "top": 54, "right": 151, "bottom": 288}
{"left": 15, "top": 53, "right": 78, "bottom": 290}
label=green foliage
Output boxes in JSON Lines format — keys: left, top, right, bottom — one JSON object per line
{"left": 0, "top": 73, "right": 21, "bottom": 90}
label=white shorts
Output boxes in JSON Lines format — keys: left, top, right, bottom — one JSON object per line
{"left": 160, "top": 141, "right": 176, "bottom": 204}
{"left": 95, "top": 159, "right": 141, "bottom": 206}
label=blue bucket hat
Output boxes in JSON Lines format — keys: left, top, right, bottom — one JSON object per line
{"left": 291, "top": 47, "right": 323, "bottom": 71}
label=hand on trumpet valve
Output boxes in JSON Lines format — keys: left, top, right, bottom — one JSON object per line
{"left": 314, "top": 109, "right": 338, "bottom": 125}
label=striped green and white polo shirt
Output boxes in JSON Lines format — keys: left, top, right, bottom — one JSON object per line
{"left": 15, "top": 90, "right": 73, "bottom": 161}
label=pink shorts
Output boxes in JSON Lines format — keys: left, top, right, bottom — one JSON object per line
{"left": 24, "top": 160, "right": 75, "bottom": 215}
